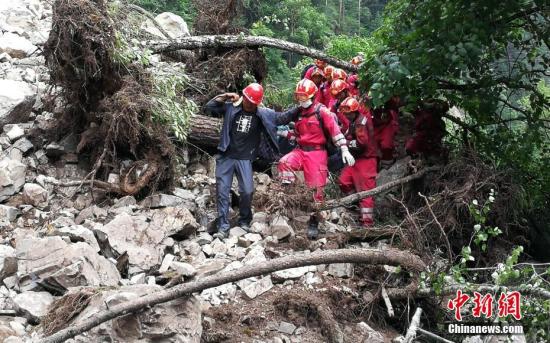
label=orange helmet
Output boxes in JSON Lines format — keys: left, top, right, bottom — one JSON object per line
{"left": 295, "top": 79, "right": 318, "bottom": 100}
{"left": 332, "top": 68, "right": 348, "bottom": 81}
{"left": 339, "top": 97, "right": 360, "bottom": 113}
{"left": 242, "top": 83, "right": 264, "bottom": 105}
{"left": 351, "top": 55, "right": 365, "bottom": 65}
{"left": 310, "top": 67, "right": 325, "bottom": 79}
{"left": 315, "top": 59, "right": 327, "bottom": 69}
{"left": 324, "top": 66, "right": 334, "bottom": 79}
{"left": 330, "top": 79, "right": 348, "bottom": 96}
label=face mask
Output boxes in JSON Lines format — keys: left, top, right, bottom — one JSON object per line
{"left": 299, "top": 99, "right": 313, "bottom": 108}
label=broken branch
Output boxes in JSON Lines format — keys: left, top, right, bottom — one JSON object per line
{"left": 40, "top": 248, "right": 425, "bottom": 343}
{"left": 403, "top": 307, "right": 423, "bottom": 343}
{"left": 150, "top": 35, "right": 357, "bottom": 71}
{"left": 320, "top": 167, "right": 441, "bottom": 210}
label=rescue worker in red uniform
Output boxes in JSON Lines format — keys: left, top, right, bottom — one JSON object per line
{"left": 405, "top": 100, "right": 448, "bottom": 158}
{"left": 328, "top": 79, "right": 351, "bottom": 133}
{"left": 278, "top": 79, "right": 355, "bottom": 239}
{"left": 347, "top": 74, "right": 360, "bottom": 98}
{"left": 332, "top": 68, "right": 348, "bottom": 82}
{"left": 337, "top": 97, "right": 378, "bottom": 227}
{"left": 373, "top": 96, "right": 400, "bottom": 168}
{"left": 319, "top": 65, "right": 335, "bottom": 107}
{"left": 307, "top": 67, "right": 326, "bottom": 105}
{"left": 303, "top": 59, "right": 328, "bottom": 80}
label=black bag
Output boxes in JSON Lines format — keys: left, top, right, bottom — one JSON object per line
{"left": 300, "top": 64, "right": 315, "bottom": 79}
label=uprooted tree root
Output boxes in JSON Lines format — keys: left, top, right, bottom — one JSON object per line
{"left": 389, "top": 150, "right": 528, "bottom": 266}
{"left": 43, "top": 0, "right": 174, "bottom": 196}
{"left": 41, "top": 288, "right": 98, "bottom": 336}
{"left": 254, "top": 181, "right": 317, "bottom": 216}
{"left": 274, "top": 291, "right": 344, "bottom": 343}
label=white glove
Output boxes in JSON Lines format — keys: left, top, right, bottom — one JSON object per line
{"left": 348, "top": 140, "right": 357, "bottom": 148}
{"left": 277, "top": 130, "right": 289, "bottom": 138}
{"left": 342, "top": 148, "right": 355, "bottom": 166}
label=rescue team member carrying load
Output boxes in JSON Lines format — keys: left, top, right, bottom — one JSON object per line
{"left": 302, "top": 59, "right": 328, "bottom": 80}
{"left": 277, "top": 79, "right": 355, "bottom": 240}
{"left": 373, "top": 96, "right": 400, "bottom": 169}
{"left": 337, "top": 97, "right": 378, "bottom": 227}
{"left": 205, "top": 83, "right": 299, "bottom": 240}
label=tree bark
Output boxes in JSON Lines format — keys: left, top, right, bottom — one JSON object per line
{"left": 188, "top": 114, "right": 222, "bottom": 148}
{"left": 40, "top": 248, "right": 425, "bottom": 343}
{"left": 319, "top": 166, "right": 441, "bottom": 210}
{"left": 403, "top": 307, "right": 423, "bottom": 343}
{"left": 150, "top": 35, "right": 358, "bottom": 72}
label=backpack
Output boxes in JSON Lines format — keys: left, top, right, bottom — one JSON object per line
{"left": 313, "top": 104, "right": 338, "bottom": 155}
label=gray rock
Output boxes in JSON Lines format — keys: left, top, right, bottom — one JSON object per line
{"left": 195, "top": 232, "right": 213, "bottom": 245}
{"left": 9, "top": 320, "right": 25, "bottom": 336}
{"left": 328, "top": 263, "right": 354, "bottom": 278}
{"left": 194, "top": 259, "right": 228, "bottom": 278}
{"left": 229, "top": 226, "right": 247, "bottom": 238}
{"left": 141, "top": 12, "right": 190, "bottom": 39}
{"left": 16, "top": 236, "right": 120, "bottom": 292}
{"left": 273, "top": 266, "right": 316, "bottom": 282}
{"left": 5, "top": 125, "right": 24, "bottom": 142}
{"left": 376, "top": 157, "right": 411, "bottom": 189}
{"left": 12, "top": 138, "right": 33, "bottom": 154}
{"left": 22, "top": 183, "right": 48, "bottom": 208}
{"left": 357, "top": 322, "right": 384, "bottom": 343}
{"left": 0, "top": 157, "right": 26, "bottom": 202}
{"left": 141, "top": 193, "right": 195, "bottom": 212}
{"left": 98, "top": 213, "right": 175, "bottom": 273}
{"left": 0, "top": 33, "right": 37, "bottom": 59}
{"left": 13, "top": 291, "right": 54, "bottom": 323}
{"left": 0, "top": 245, "right": 17, "bottom": 281}
{"left": 0, "top": 80, "right": 35, "bottom": 127}
{"left": 242, "top": 276, "right": 273, "bottom": 299}
{"left": 252, "top": 212, "right": 268, "bottom": 224}
{"left": 249, "top": 221, "right": 268, "bottom": 234}
{"left": 170, "top": 261, "right": 196, "bottom": 277}
{"left": 210, "top": 239, "right": 228, "bottom": 256}
{"left": 244, "top": 233, "right": 262, "bottom": 243}
{"left": 46, "top": 225, "right": 100, "bottom": 251}
{"left": 68, "top": 285, "right": 202, "bottom": 342}
{"left": 172, "top": 187, "right": 195, "bottom": 200}
{"left": 44, "top": 142, "right": 64, "bottom": 157}
{"left": 0, "top": 205, "right": 19, "bottom": 222}
{"left": 278, "top": 321, "right": 296, "bottom": 335}
{"left": 242, "top": 245, "right": 266, "bottom": 265}
{"left": 181, "top": 241, "right": 202, "bottom": 256}
{"left": 270, "top": 216, "right": 294, "bottom": 240}
{"left": 112, "top": 195, "right": 137, "bottom": 208}
{"left": 129, "top": 273, "right": 146, "bottom": 285}
{"left": 159, "top": 254, "right": 175, "bottom": 273}
{"left": 149, "top": 207, "right": 199, "bottom": 239}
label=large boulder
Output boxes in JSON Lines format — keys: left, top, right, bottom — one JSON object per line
{"left": 16, "top": 236, "right": 120, "bottom": 292}
{"left": 0, "top": 245, "right": 17, "bottom": 282}
{"left": 98, "top": 209, "right": 198, "bottom": 274}
{"left": 0, "top": 32, "right": 37, "bottom": 58}
{"left": 0, "top": 157, "right": 26, "bottom": 202}
{"left": 141, "top": 12, "right": 190, "bottom": 39}
{"left": 0, "top": 80, "right": 36, "bottom": 126}
{"left": 66, "top": 285, "right": 202, "bottom": 343}
{"left": 12, "top": 291, "right": 54, "bottom": 323}
{"left": 22, "top": 183, "right": 48, "bottom": 208}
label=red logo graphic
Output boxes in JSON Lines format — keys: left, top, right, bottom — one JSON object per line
{"left": 447, "top": 291, "right": 522, "bottom": 321}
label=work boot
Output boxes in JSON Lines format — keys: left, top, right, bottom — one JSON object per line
{"left": 213, "top": 230, "right": 229, "bottom": 240}
{"left": 307, "top": 215, "right": 319, "bottom": 240}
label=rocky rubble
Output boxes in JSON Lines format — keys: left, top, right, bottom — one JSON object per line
{"left": 0, "top": 1, "right": 530, "bottom": 343}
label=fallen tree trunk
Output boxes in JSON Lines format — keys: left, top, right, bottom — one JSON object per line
{"left": 188, "top": 114, "right": 222, "bottom": 148}
{"left": 150, "top": 35, "right": 358, "bottom": 72}
{"left": 320, "top": 166, "right": 441, "bottom": 210}
{"left": 40, "top": 248, "right": 425, "bottom": 343}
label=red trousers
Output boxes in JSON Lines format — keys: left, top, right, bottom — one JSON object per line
{"left": 375, "top": 123, "right": 397, "bottom": 161}
{"left": 338, "top": 158, "right": 377, "bottom": 226}
{"left": 278, "top": 149, "right": 328, "bottom": 202}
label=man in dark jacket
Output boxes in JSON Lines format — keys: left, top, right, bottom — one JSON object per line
{"left": 205, "top": 83, "right": 298, "bottom": 239}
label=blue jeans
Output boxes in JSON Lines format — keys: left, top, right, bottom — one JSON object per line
{"left": 215, "top": 156, "right": 254, "bottom": 232}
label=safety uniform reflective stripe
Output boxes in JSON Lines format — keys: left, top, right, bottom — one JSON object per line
{"left": 361, "top": 207, "right": 374, "bottom": 219}
{"left": 280, "top": 171, "right": 296, "bottom": 180}
{"left": 333, "top": 133, "right": 347, "bottom": 146}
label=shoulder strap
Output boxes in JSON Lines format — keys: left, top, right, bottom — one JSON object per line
{"left": 314, "top": 104, "right": 333, "bottom": 144}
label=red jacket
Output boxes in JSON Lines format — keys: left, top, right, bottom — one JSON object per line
{"left": 320, "top": 82, "right": 333, "bottom": 107}
{"left": 293, "top": 104, "right": 346, "bottom": 149}
{"left": 344, "top": 106, "right": 377, "bottom": 159}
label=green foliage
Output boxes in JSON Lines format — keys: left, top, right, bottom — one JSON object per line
{"left": 129, "top": 0, "right": 195, "bottom": 24}
{"left": 113, "top": 32, "right": 152, "bottom": 67}
{"left": 326, "top": 35, "right": 374, "bottom": 61}
{"left": 469, "top": 189, "right": 502, "bottom": 252}
{"left": 361, "top": 0, "right": 550, "bottom": 211}
{"left": 152, "top": 70, "right": 198, "bottom": 143}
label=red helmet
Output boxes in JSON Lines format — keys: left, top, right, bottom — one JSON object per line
{"left": 310, "top": 67, "right": 325, "bottom": 78}
{"left": 315, "top": 59, "right": 327, "bottom": 69}
{"left": 340, "top": 97, "right": 360, "bottom": 113}
{"left": 332, "top": 68, "right": 348, "bottom": 81}
{"left": 295, "top": 79, "right": 318, "bottom": 99}
{"left": 242, "top": 83, "right": 264, "bottom": 105}
{"left": 324, "top": 66, "right": 334, "bottom": 79}
{"left": 330, "top": 79, "right": 348, "bottom": 96}
{"left": 348, "top": 74, "right": 359, "bottom": 85}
